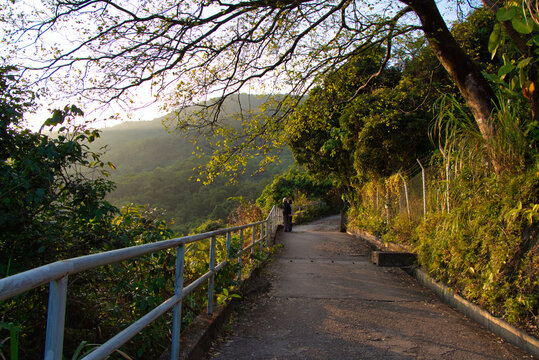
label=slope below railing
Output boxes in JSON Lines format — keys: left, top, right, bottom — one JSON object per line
{"left": 0, "top": 205, "right": 282, "bottom": 360}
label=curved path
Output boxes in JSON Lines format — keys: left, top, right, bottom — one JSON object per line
{"left": 207, "top": 215, "right": 532, "bottom": 359}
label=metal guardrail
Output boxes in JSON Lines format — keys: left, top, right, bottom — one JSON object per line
{"left": 0, "top": 205, "right": 283, "bottom": 360}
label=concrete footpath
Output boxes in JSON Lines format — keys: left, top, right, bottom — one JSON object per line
{"left": 205, "top": 215, "right": 534, "bottom": 359}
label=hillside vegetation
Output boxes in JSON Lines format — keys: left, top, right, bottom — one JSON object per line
{"left": 0, "top": 85, "right": 303, "bottom": 358}
{"left": 92, "top": 95, "right": 294, "bottom": 234}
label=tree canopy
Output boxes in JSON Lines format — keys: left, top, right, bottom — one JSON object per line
{"left": 286, "top": 42, "right": 434, "bottom": 199}
{"left": 1, "top": 0, "right": 537, "bottom": 177}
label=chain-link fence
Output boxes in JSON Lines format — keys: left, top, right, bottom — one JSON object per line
{"left": 355, "top": 158, "right": 446, "bottom": 227}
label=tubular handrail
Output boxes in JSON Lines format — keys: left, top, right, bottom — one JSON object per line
{"left": 0, "top": 205, "right": 283, "bottom": 360}
{"left": 0, "top": 220, "right": 266, "bottom": 301}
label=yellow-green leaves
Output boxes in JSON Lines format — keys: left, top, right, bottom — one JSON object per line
{"left": 486, "top": 0, "right": 538, "bottom": 98}
{"left": 488, "top": 23, "right": 503, "bottom": 59}
{"left": 496, "top": 5, "right": 535, "bottom": 34}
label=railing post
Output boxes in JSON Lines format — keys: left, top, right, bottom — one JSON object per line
{"left": 258, "top": 223, "right": 263, "bottom": 254}
{"left": 251, "top": 225, "right": 256, "bottom": 255}
{"left": 265, "top": 221, "right": 269, "bottom": 253}
{"left": 237, "top": 255, "right": 243, "bottom": 282}
{"left": 207, "top": 236, "right": 216, "bottom": 315}
{"left": 237, "top": 229, "right": 243, "bottom": 282}
{"left": 171, "top": 244, "right": 185, "bottom": 360}
{"left": 239, "top": 228, "right": 243, "bottom": 246}
{"left": 271, "top": 208, "right": 274, "bottom": 234}
{"left": 44, "top": 276, "right": 68, "bottom": 360}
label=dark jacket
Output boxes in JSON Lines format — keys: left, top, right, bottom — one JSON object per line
{"left": 283, "top": 201, "right": 292, "bottom": 216}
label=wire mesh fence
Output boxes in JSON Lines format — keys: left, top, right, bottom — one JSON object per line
{"left": 355, "top": 158, "right": 446, "bottom": 228}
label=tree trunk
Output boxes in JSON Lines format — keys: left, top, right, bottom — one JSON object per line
{"left": 400, "top": 0, "right": 501, "bottom": 171}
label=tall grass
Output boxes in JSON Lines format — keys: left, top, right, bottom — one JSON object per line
{"left": 432, "top": 92, "right": 533, "bottom": 177}
{"left": 419, "top": 92, "right": 538, "bottom": 329}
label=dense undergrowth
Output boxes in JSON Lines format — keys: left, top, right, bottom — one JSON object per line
{"left": 416, "top": 169, "right": 538, "bottom": 329}
{"left": 348, "top": 93, "right": 538, "bottom": 335}
{"left": 1, "top": 202, "right": 268, "bottom": 359}
{"left": 350, "top": 170, "right": 538, "bottom": 336}
{"left": 0, "top": 67, "right": 275, "bottom": 359}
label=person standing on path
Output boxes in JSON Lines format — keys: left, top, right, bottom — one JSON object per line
{"left": 282, "top": 197, "right": 291, "bottom": 232}
{"left": 287, "top": 198, "right": 293, "bottom": 232}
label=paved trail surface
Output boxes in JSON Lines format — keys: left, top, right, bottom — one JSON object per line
{"left": 207, "top": 215, "right": 533, "bottom": 359}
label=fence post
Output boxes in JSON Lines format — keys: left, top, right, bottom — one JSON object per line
{"left": 385, "top": 190, "right": 389, "bottom": 224}
{"left": 238, "top": 229, "right": 243, "bottom": 282}
{"left": 417, "top": 159, "right": 427, "bottom": 218}
{"left": 271, "top": 207, "right": 274, "bottom": 233}
{"left": 207, "top": 236, "right": 216, "bottom": 315}
{"left": 398, "top": 173, "right": 410, "bottom": 219}
{"left": 171, "top": 244, "right": 185, "bottom": 360}
{"left": 44, "top": 276, "right": 68, "bottom": 360}
{"left": 265, "top": 221, "right": 269, "bottom": 251}
{"left": 445, "top": 161, "right": 450, "bottom": 213}
{"left": 259, "top": 223, "right": 264, "bottom": 254}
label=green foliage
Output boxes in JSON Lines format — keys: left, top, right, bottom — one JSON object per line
{"left": 226, "top": 197, "right": 264, "bottom": 226}
{"left": 414, "top": 83, "right": 538, "bottom": 327}
{"left": 324, "top": 9, "right": 539, "bottom": 332}
{"left": 433, "top": 90, "right": 534, "bottom": 175}
{"left": 287, "top": 47, "right": 434, "bottom": 200}
{"left": 452, "top": 8, "right": 499, "bottom": 72}
{"left": 349, "top": 84, "right": 538, "bottom": 329}
{"left": 414, "top": 169, "right": 538, "bottom": 326}
{"left": 0, "top": 322, "right": 19, "bottom": 360}
{"left": 216, "top": 287, "right": 241, "bottom": 306}
{"left": 192, "top": 218, "right": 225, "bottom": 234}
{"left": 349, "top": 120, "right": 538, "bottom": 331}
{"left": 485, "top": 0, "right": 537, "bottom": 99}
{"left": 94, "top": 103, "right": 295, "bottom": 235}
{"left": 182, "top": 95, "right": 292, "bottom": 183}
{"left": 0, "top": 69, "right": 119, "bottom": 277}
{"left": 0, "top": 69, "right": 274, "bottom": 359}
{"left": 256, "top": 167, "right": 338, "bottom": 217}
{"left": 347, "top": 203, "right": 387, "bottom": 238}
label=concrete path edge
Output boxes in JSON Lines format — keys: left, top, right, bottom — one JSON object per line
{"left": 348, "top": 229, "right": 539, "bottom": 359}
{"left": 413, "top": 267, "right": 539, "bottom": 358}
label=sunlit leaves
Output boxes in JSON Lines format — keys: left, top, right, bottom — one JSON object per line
{"left": 486, "top": 0, "right": 538, "bottom": 99}
{"left": 488, "top": 23, "right": 504, "bottom": 57}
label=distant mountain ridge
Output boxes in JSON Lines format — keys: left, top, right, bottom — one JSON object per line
{"left": 92, "top": 94, "right": 293, "bottom": 234}
{"left": 93, "top": 93, "right": 283, "bottom": 173}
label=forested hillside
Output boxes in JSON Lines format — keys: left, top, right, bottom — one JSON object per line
{"left": 92, "top": 94, "right": 295, "bottom": 234}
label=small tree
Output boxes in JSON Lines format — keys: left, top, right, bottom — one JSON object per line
{"left": 0, "top": 69, "right": 118, "bottom": 275}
